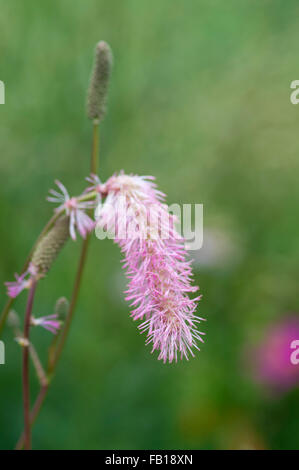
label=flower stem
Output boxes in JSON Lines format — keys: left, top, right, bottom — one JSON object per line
{"left": 0, "top": 298, "right": 14, "bottom": 338}
{"left": 22, "top": 279, "right": 37, "bottom": 450}
{"left": 49, "top": 234, "right": 89, "bottom": 371}
{"left": 29, "top": 343, "right": 48, "bottom": 387}
{"left": 91, "top": 120, "right": 100, "bottom": 174}
{"left": 14, "top": 331, "right": 48, "bottom": 388}
{"left": 15, "top": 384, "right": 48, "bottom": 450}
{"left": 77, "top": 190, "right": 98, "bottom": 203}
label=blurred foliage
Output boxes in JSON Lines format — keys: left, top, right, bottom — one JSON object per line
{"left": 0, "top": 0, "right": 299, "bottom": 450}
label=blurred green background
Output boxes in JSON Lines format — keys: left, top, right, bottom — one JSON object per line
{"left": 1, "top": 0, "right": 299, "bottom": 450}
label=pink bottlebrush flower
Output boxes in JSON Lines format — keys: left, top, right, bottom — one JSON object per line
{"left": 47, "top": 180, "right": 95, "bottom": 240}
{"left": 5, "top": 263, "right": 38, "bottom": 298}
{"left": 96, "top": 172, "right": 204, "bottom": 363}
{"left": 31, "top": 314, "right": 61, "bottom": 335}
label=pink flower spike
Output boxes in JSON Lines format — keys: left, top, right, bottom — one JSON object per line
{"left": 47, "top": 180, "right": 96, "bottom": 240}
{"left": 31, "top": 314, "right": 61, "bottom": 335}
{"left": 96, "top": 172, "right": 204, "bottom": 363}
{"left": 5, "top": 263, "right": 38, "bottom": 298}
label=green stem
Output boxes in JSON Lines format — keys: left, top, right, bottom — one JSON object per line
{"left": 77, "top": 190, "right": 97, "bottom": 203}
{"left": 0, "top": 298, "right": 14, "bottom": 338}
{"left": 49, "top": 235, "right": 90, "bottom": 372}
{"left": 91, "top": 120, "right": 100, "bottom": 174}
{"left": 29, "top": 343, "right": 48, "bottom": 387}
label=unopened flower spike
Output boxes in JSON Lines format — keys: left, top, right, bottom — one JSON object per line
{"left": 96, "top": 172, "right": 204, "bottom": 363}
{"left": 47, "top": 180, "right": 95, "bottom": 240}
{"left": 31, "top": 314, "right": 61, "bottom": 335}
{"left": 7, "top": 310, "right": 20, "bottom": 330}
{"left": 54, "top": 297, "right": 69, "bottom": 320}
{"left": 5, "top": 263, "right": 39, "bottom": 299}
{"left": 86, "top": 41, "right": 113, "bottom": 122}
{"left": 32, "top": 216, "right": 70, "bottom": 274}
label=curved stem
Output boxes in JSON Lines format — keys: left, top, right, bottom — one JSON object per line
{"left": 0, "top": 298, "right": 14, "bottom": 338}
{"left": 22, "top": 279, "right": 37, "bottom": 450}
{"left": 49, "top": 235, "right": 90, "bottom": 371}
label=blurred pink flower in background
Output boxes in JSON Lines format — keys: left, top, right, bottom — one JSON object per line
{"left": 251, "top": 316, "right": 299, "bottom": 393}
